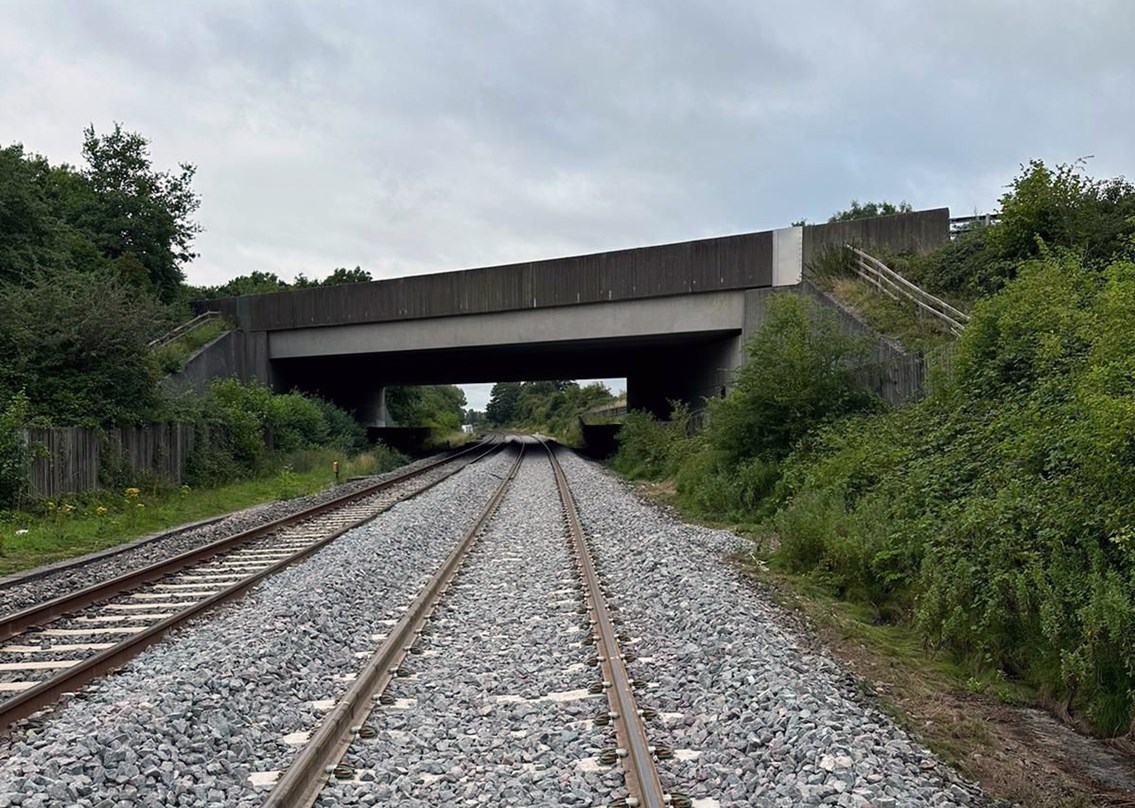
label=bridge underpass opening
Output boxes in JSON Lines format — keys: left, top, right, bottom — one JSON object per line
{"left": 268, "top": 329, "right": 742, "bottom": 428}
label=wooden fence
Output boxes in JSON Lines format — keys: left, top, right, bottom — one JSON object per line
{"left": 23, "top": 423, "right": 196, "bottom": 499}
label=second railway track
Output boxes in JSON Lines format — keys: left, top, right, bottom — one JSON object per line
{"left": 0, "top": 438, "right": 503, "bottom": 729}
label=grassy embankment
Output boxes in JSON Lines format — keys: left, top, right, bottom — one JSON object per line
{"left": 610, "top": 185, "right": 1135, "bottom": 807}
{"left": 0, "top": 449, "right": 400, "bottom": 576}
{"left": 152, "top": 316, "right": 232, "bottom": 375}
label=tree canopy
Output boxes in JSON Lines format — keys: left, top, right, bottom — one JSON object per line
{"left": 828, "top": 200, "right": 913, "bottom": 222}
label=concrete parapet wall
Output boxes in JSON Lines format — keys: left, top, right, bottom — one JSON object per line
{"left": 802, "top": 208, "right": 950, "bottom": 268}
{"left": 206, "top": 229, "right": 780, "bottom": 332}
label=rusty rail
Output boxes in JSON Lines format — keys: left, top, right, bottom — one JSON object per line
{"left": 1, "top": 440, "right": 497, "bottom": 642}
{"left": 261, "top": 441, "right": 525, "bottom": 808}
{"left": 540, "top": 439, "right": 672, "bottom": 808}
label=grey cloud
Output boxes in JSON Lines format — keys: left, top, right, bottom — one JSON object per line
{"left": 0, "top": 0, "right": 1131, "bottom": 288}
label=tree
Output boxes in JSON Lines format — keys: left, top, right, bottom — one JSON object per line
{"left": 486, "top": 382, "right": 522, "bottom": 425}
{"left": 464, "top": 408, "right": 486, "bottom": 426}
{"left": 828, "top": 200, "right": 913, "bottom": 222}
{"left": 0, "top": 271, "right": 163, "bottom": 424}
{"left": 321, "top": 266, "right": 373, "bottom": 286}
{"left": 206, "top": 271, "right": 289, "bottom": 298}
{"left": 386, "top": 385, "right": 467, "bottom": 431}
{"left": 0, "top": 146, "right": 65, "bottom": 286}
{"left": 78, "top": 123, "right": 201, "bottom": 302}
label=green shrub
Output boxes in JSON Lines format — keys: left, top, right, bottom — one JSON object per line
{"left": 773, "top": 254, "right": 1135, "bottom": 735}
{"left": 610, "top": 405, "right": 693, "bottom": 480}
{"left": 704, "top": 294, "right": 877, "bottom": 465}
{"left": 0, "top": 392, "right": 30, "bottom": 507}
{"left": 268, "top": 393, "right": 329, "bottom": 453}
{"left": 183, "top": 380, "right": 369, "bottom": 487}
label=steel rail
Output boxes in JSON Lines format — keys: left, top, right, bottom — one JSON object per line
{"left": 260, "top": 441, "right": 526, "bottom": 808}
{"left": 0, "top": 439, "right": 505, "bottom": 732}
{"left": 540, "top": 438, "right": 669, "bottom": 808}
{"left": 0, "top": 439, "right": 498, "bottom": 641}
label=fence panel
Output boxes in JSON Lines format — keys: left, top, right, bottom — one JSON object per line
{"left": 22, "top": 423, "right": 195, "bottom": 499}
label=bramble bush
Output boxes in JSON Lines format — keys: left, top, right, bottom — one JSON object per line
{"left": 613, "top": 159, "right": 1135, "bottom": 736}
{"left": 612, "top": 295, "right": 875, "bottom": 522}
{"left": 898, "top": 160, "right": 1135, "bottom": 301}
{"left": 776, "top": 254, "right": 1135, "bottom": 734}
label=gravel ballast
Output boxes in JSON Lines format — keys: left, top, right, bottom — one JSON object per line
{"left": 0, "top": 448, "right": 517, "bottom": 807}
{"left": 555, "top": 449, "right": 991, "bottom": 808}
{"left": 0, "top": 443, "right": 998, "bottom": 807}
{"left": 0, "top": 452, "right": 451, "bottom": 617}
{"left": 316, "top": 448, "right": 618, "bottom": 806}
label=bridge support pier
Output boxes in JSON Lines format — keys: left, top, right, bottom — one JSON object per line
{"left": 362, "top": 386, "right": 390, "bottom": 428}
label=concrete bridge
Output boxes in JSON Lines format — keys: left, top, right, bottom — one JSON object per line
{"left": 188, "top": 209, "right": 949, "bottom": 424}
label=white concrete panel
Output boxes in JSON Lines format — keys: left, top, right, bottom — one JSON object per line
{"left": 772, "top": 226, "right": 803, "bottom": 286}
{"left": 268, "top": 291, "right": 746, "bottom": 360}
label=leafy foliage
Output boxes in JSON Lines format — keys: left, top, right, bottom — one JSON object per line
{"left": 610, "top": 405, "right": 693, "bottom": 480}
{"left": 0, "top": 271, "right": 163, "bottom": 424}
{"left": 775, "top": 255, "right": 1135, "bottom": 734}
{"left": 294, "top": 266, "right": 373, "bottom": 287}
{"left": 79, "top": 124, "right": 202, "bottom": 302}
{"left": 486, "top": 381, "right": 617, "bottom": 441}
{"left": 898, "top": 160, "right": 1135, "bottom": 300}
{"left": 704, "top": 294, "right": 876, "bottom": 464}
{"left": 0, "top": 392, "right": 30, "bottom": 506}
{"left": 613, "top": 295, "right": 874, "bottom": 521}
{"left": 386, "top": 385, "right": 467, "bottom": 432}
{"left": 180, "top": 380, "right": 366, "bottom": 487}
{"left": 828, "top": 200, "right": 913, "bottom": 222}
{"left": 193, "top": 265, "right": 375, "bottom": 302}
{"left": 198, "top": 270, "right": 289, "bottom": 299}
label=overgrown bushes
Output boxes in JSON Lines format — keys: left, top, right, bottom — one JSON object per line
{"left": 181, "top": 379, "right": 369, "bottom": 486}
{"left": 0, "top": 393, "right": 29, "bottom": 506}
{"left": 614, "top": 235, "right": 1135, "bottom": 734}
{"left": 897, "top": 160, "right": 1135, "bottom": 300}
{"left": 612, "top": 294, "right": 876, "bottom": 521}
{"left": 775, "top": 254, "right": 1135, "bottom": 734}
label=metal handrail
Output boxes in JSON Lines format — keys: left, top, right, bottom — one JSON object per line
{"left": 845, "top": 245, "right": 969, "bottom": 336}
{"left": 147, "top": 310, "right": 223, "bottom": 350}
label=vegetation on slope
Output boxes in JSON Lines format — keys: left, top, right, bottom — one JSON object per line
{"left": 386, "top": 385, "right": 468, "bottom": 433}
{"left": 612, "top": 160, "right": 1135, "bottom": 739}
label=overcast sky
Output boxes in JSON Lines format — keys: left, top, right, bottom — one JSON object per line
{"left": 3, "top": 1, "right": 1131, "bottom": 408}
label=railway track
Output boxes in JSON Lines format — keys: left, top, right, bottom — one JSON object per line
{"left": 0, "top": 437, "right": 990, "bottom": 807}
{"left": 0, "top": 437, "right": 503, "bottom": 730}
{"left": 260, "top": 437, "right": 688, "bottom": 808}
